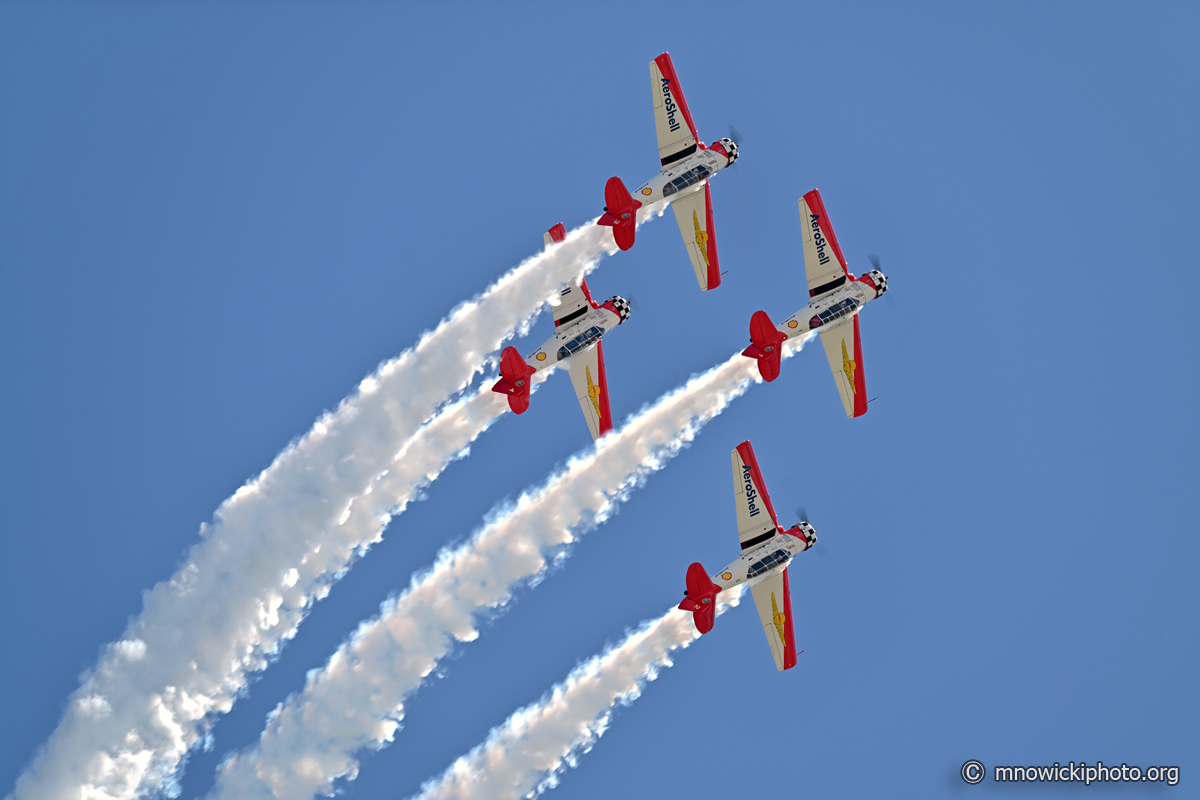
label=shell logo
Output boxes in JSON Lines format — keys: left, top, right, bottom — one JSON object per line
{"left": 787, "top": 320, "right": 798, "bottom": 329}
{"left": 641, "top": 187, "right": 653, "bottom": 196}
{"left": 721, "top": 571, "right": 732, "bottom": 581}
{"left": 536, "top": 352, "right": 547, "bottom": 361}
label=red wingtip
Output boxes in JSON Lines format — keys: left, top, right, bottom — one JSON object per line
{"left": 702, "top": 183, "right": 720, "bottom": 289}
{"left": 849, "top": 315, "right": 868, "bottom": 417}
{"left": 547, "top": 222, "right": 566, "bottom": 244}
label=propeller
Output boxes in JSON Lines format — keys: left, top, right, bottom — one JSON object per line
{"left": 624, "top": 292, "right": 643, "bottom": 315}
{"left": 796, "top": 506, "right": 828, "bottom": 556}
{"left": 723, "top": 126, "right": 745, "bottom": 173}
{"left": 868, "top": 254, "right": 897, "bottom": 306}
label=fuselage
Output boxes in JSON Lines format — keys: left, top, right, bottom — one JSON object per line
{"left": 775, "top": 273, "right": 884, "bottom": 342}
{"left": 631, "top": 144, "right": 732, "bottom": 206}
{"left": 709, "top": 525, "right": 814, "bottom": 594}
{"left": 521, "top": 304, "right": 624, "bottom": 370}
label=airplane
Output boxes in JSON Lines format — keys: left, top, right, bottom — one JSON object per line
{"left": 678, "top": 440, "right": 817, "bottom": 671}
{"left": 491, "top": 223, "right": 632, "bottom": 440}
{"left": 597, "top": 52, "right": 739, "bottom": 292}
{"left": 741, "top": 189, "right": 889, "bottom": 418}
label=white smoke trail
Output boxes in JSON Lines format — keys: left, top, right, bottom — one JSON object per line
{"left": 209, "top": 336, "right": 810, "bottom": 799}
{"left": 416, "top": 590, "right": 746, "bottom": 800}
{"left": 13, "top": 216, "right": 637, "bottom": 800}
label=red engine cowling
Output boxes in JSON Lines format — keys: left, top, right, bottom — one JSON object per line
{"left": 859, "top": 269, "right": 888, "bottom": 298}
{"left": 742, "top": 310, "right": 788, "bottom": 382}
{"left": 490, "top": 346, "right": 537, "bottom": 414}
{"left": 677, "top": 562, "right": 721, "bottom": 634}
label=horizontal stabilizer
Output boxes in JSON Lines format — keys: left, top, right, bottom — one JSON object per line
{"left": 597, "top": 177, "right": 641, "bottom": 251}
{"left": 742, "top": 310, "right": 787, "bottom": 382}
{"left": 544, "top": 223, "right": 566, "bottom": 247}
{"left": 490, "top": 346, "right": 537, "bottom": 415}
{"left": 677, "top": 562, "right": 720, "bottom": 634}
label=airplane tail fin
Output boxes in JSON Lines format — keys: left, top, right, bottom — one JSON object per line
{"left": 490, "top": 346, "right": 537, "bottom": 414}
{"left": 677, "top": 562, "right": 721, "bottom": 634}
{"left": 741, "top": 310, "right": 788, "bottom": 382}
{"left": 597, "top": 177, "right": 641, "bottom": 251}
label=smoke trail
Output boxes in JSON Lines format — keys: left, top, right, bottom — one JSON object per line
{"left": 13, "top": 216, "right": 637, "bottom": 800}
{"left": 209, "top": 336, "right": 810, "bottom": 799}
{"left": 416, "top": 590, "right": 746, "bottom": 800}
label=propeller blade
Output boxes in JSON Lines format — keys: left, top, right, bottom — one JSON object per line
{"left": 867, "top": 254, "right": 896, "bottom": 305}
{"left": 728, "top": 125, "right": 744, "bottom": 146}
{"left": 796, "top": 506, "right": 828, "bottom": 554}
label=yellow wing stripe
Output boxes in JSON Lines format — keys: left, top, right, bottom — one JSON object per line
{"left": 770, "top": 592, "right": 786, "bottom": 643}
{"left": 585, "top": 365, "right": 603, "bottom": 422}
{"left": 692, "top": 210, "right": 709, "bottom": 267}
{"left": 841, "top": 339, "right": 857, "bottom": 395}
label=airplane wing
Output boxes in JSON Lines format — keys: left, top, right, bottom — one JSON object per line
{"left": 543, "top": 222, "right": 566, "bottom": 247}
{"left": 731, "top": 441, "right": 780, "bottom": 551}
{"left": 817, "top": 315, "right": 868, "bottom": 417}
{"left": 565, "top": 340, "right": 613, "bottom": 440}
{"left": 650, "top": 53, "right": 700, "bottom": 166}
{"left": 670, "top": 183, "right": 720, "bottom": 291}
{"left": 749, "top": 569, "right": 798, "bottom": 671}
{"left": 800, "top": 189, "right": 853, "bottom": 298}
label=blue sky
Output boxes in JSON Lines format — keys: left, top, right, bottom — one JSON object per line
{"left": 1, "top": 1, "right": 1197, "bottom": 798}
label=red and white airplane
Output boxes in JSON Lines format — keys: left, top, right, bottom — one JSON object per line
{"left": 597, "top": 52, "right": 738, "bottom": 292}
{"left": 491, "top": 223, "right": 632, "bottom": 440}
{"left": 678, "top": 440, "right": 817, "bottom": 671}
{"left": 741, "top": 189, "right": 889, "bottom": 418}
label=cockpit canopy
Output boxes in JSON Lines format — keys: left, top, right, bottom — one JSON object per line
{"left": 712, "top": 137, "right": 739, "bottom": 165}
{"left": 556, "top": 325, "right": 603, "bottom": 362}
{"left": 747, "top": 547, "right": 790, "bottom": 580}
{"left": 604, "top": 295, "right": 632, "bottom": 325}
